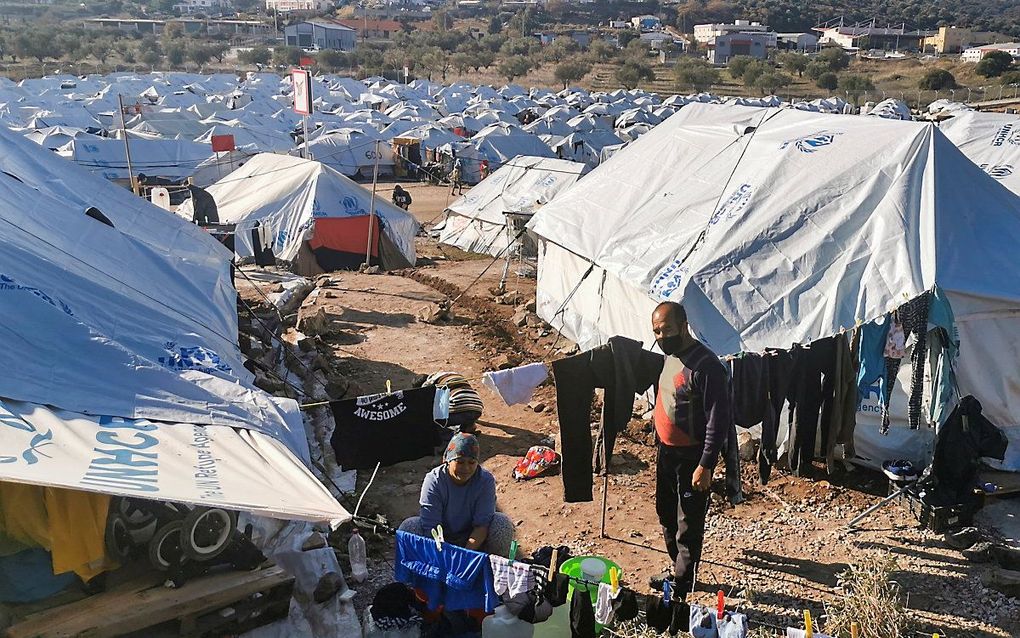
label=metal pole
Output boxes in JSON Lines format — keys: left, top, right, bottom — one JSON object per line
{"left": 365, "top": 140, "right": 381, "bottom": 266}
{"left": 847, "top": 485, "right": 912, "bottom": 528}
{"left": 117, "top": 94, "right": 139, "bottom": 195}
{"left": 600, "top": 467, "right": 609, "bottom": 538}
{"left": 302, "top": 115, "right": 312, "bottom": 160}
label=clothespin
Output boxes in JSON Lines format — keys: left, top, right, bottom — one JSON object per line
{"left": 804, "top": 610, "right": 813, "bottom": 638}
{"left": 850, "top": 623, "right": 859, "bottom": 638}
{"left": 717, "top": 590, "right": 725, "bottom": 620}
{"left": 508, "top": 540, "right": 518, "bottom": 561}
{"left": 610, "top": 567, "right": 619, "bottom": 594}
{"left": 386, "top": 379, "right": 392, "bottom": 394}
{"left": 662, "top": 579, "right": 672, "bottom": 604}
{"left": 548, "top": 548, "right": 558, "bottom": 580}
{"left": 431, "top": 525, "right": 444, "bottom": 551}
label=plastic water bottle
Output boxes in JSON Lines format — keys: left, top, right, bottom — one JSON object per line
{"left": 348, "top": 528, "right": 368, "bottom": 584}
{"left": 482, "top": 605, "right": 534, "bottom": 638}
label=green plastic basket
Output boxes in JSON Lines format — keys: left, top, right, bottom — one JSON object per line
{"left": 559, "top": 555, "right": 622, "bottom": 633}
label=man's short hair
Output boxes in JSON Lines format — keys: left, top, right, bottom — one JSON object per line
{"left": 654, "top": 301, "right": 687, "bottom": 326}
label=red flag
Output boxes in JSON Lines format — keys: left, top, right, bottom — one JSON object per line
{"left": 300, "top": 56, "right": 314, "bottom": 67}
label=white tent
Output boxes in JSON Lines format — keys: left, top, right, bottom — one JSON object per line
{"left": 195, "top": 122, "right": 295, "bottom": 153}
{"left": 178, "top": 153, "right": 417, "bottom": 271}
{"left": 466, "top": 123, "right": 555, "bottom": 177}
{"left": 0, "top": 166, "right": 347, "bottom": 523}
{"left": 298, "top": 129, "right": 395, "bottom": 178}
{"left": 439, "top": 155, "right": 585, "bottom": 256}
{"left": 58, "top": 137, "right": 213, "bottom": 181}
{"left": 550, "top": 130, "right": 623, "bottom": 170}
{"left": 529, "top": 103, "right": 1020, "bottom": 471}
{"left": 938, "top": 111, "right": 1020, "bottom": 195}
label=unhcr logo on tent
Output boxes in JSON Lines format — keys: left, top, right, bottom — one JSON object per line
{"left": 709, "top": 184, "right": 753, "bottom": 226}
{"left": 0, "top": 400, "right": 53, "bottom": 466}
{"left": 980, "top": 163, "right": 1015, "bottom": 179}
{"left": 342, "top": 196, "right": 366, "bottom": 216}
{"left": 158, "top": 342, "right": 232, "bottom": 375}
{"left": 779, "top": 131, "right": 842, "bottom": 154}
{"left": 991, "top": 124, "right": 1020, "bottom": 147}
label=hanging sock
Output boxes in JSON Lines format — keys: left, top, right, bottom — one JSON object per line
{"left": 594, "top": 582, "right": 619, "bottom": 625}
{"left": 481, "top": 362, "right": 548, "bottom": 406}
{"left": 569, "top": 588, "right": 597, "bottom": 638}
{"left": 880, "top": 357, "right": 901, "bottom": 435}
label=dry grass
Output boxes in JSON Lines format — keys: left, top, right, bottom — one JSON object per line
{"left": 824, "top": 553, "right": 908, "bottom": 638}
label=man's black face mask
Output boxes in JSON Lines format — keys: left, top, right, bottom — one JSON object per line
{"left": 657, "top": 334, "right": 685, "bottom": 356}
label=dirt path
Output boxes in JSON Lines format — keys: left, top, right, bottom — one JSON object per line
{"left": 302, "top": 258, "right": 1018, "bottom": 637}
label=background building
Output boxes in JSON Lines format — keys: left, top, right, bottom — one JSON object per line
{"left": 265, "top": 0, "right": 333, "bottom": 13}
{"left": 695, "top": 20, "right": 776, "bottom": 48}
{"left": 284, "top": 18, "right": 356, "bottom": 50}
{"left": 707, "top": 32, "right": 771, "bottom": 63}
{"left": 925, "top": 26, "right": 1012, "bottom": 54}
{"left": 776, "top": 32, "right": 818, "bottom": 51}
{"left": 338, "top": 19, "right": 403, "bottom": 41}
{"left": 630, "top": 15, "right": 661, "bottom": 32}
{"left": 814, "top": 23, "right": 932, "bottom": 52}
{"left": 962, "top": 42, "right": 1020, "bottom": 62}
{"left": 173, "top": 0, "right": 232, "bottom": 15}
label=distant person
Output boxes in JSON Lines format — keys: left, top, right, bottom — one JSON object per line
{"left": 449, "top": 158, "right": 465, "bottom": 195}
{"left": 479, "top": 159, "right": 490, "bottom": 179}
{"left": 185, "top": 177, "right": 219, "bottom": 225}
{"left": 397, "top": 433, "right": 515, "bottom": 557}
{"left": 391, "top": 184, "right": 412, "bottom": 211}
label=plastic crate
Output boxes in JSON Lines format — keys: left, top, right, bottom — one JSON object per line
{"left": 904, "top": 489, "right": 983, "bottom": 533}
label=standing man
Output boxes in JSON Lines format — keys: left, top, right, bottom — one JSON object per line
{"left": 650, "top": 301, "right": 730, "bottom": 598}
{"left": 449, "top": 157, "right": 465, "bottom": 195}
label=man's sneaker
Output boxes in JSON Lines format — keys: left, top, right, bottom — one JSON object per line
{"left": 944, "top": 526, "right": 982, "bottom": 550}
{"left": 648, "top": 569, "right": 674, "bottom": 591}
{"left": 962, "top": 541, "right": 995, "bottom": 563}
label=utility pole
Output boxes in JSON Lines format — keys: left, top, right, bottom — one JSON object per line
{"left": 365, "top": 140, "right": 381, "bottom": 267}
{"left": 117, "top": 94, "right": 139, "bottom": 196}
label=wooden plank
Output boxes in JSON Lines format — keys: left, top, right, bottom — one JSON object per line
{"left": 6, "top": 566, "right": 293, "bottom": 638}
{"left": 981, "top": 469, "right": 1020, "bottom": 496}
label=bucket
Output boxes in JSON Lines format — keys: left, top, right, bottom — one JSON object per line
{"left": 559, "top": 555, "right": 622, "bottom": 633}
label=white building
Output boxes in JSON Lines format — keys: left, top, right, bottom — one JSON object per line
{"left": 776, "top": 32, "right": 818, "bottom": 51}
{"left": 265, "top": 0, "right": 332, "bottom": 12}
{"left": 631, "top": 15, "right": 661, "bottom": 32}
{"left": 962, "top": 42, "right": 1020, "bottom": 62}
{"left": 694, "top": 20, "right": 777, "bottom": 48}
{"left": 174, "top": 0, "right": 231, "bottom": 14}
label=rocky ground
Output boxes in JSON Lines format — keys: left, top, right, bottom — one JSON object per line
{"left": 238, "top": 182, "right": 1020, "bottom": 637}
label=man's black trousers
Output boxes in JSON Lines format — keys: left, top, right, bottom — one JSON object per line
{"left": 655, "top": 444, "right": 709, "bottom": 597}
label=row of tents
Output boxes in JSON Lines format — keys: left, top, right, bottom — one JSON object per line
{"left": 436, "top": 101, "right": 1020, "bottom": 476}
{"left": 5, "top": 71, "right": 981, "bottom": 189}
{"left": 5, "top": 71, "right": 1020, "bottom": 484}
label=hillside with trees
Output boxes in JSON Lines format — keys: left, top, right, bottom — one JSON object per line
{"left": 672, "top": 0, "right": 1020, "bottom": 37}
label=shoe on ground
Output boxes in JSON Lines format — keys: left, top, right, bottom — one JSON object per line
{"left": 962, "top": 541, "right": 995, "bottom": 563}
{"left": 649, "top": 569, "right": 674, "bottom": 591}
{"left": 990, "top": 544, "right": 1020, "bottom": 571}
{"left": 944, "top": 526, "right": 982, "bottom": 550}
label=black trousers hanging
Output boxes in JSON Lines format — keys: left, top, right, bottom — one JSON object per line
{"left": 655, "top": 444, "right": 709, "bottom": 597}
{"left": 788, "top": 338, "right": 836, "bottom": 475}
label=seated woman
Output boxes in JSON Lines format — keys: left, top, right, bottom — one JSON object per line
{"left": 398, "top": 433, "right": 515, "bottom": 557}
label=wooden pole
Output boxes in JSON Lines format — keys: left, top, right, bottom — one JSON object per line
{"left": 365, "top": 140, "right": 381, "bottom": 266}
{"left": 117, "top": 94, "right": 139, "bottom": 195}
